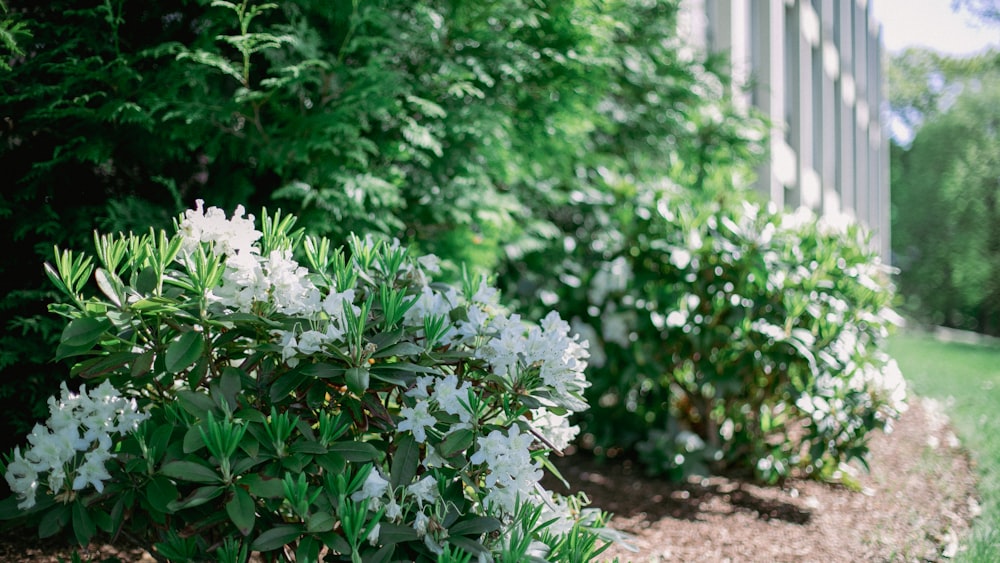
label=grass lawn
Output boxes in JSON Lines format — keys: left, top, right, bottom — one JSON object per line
{"left": 889, "top": 331, "right": 1000, "bottom": 562}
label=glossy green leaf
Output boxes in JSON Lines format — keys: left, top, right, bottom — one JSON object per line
{"left": 226, "top": 486, "right": 257, "bottom": 536}
{"left": 250, "top": 524, "right": 303, "bottom": 552}
{"left": 165, "top": 331, "right": 204, "bottom": 374}
{"left": 328, "top": 441, "right": 380, "bottom": 463}
{"left": 373, "top": 341, "right": 424, "bottom": 358}
{"left": 306, "top": 511, "right": 335, "bottom": 534}
{"left": 390, "top": 433, "right": 419, "bottom": 489}
{"left": 160, "top": 460, "right": 220, "bottom": 484}
{"left": 177, "top": 389, "right": 217, "bottom": 419}
{"left": 166, "top": 486, "right": 225, "bottom": 511}
{"left": 345, "top": 366, "right": 369, "bottom": 395}
{"left": 71, "top": 500, "right": 97, "bottom": 546}
{"left": 437, "top": 428, "right": 474, "bottom": 457}
{"left": 145, "top": 475, "right": 179, "bottom": 513}
{"left": 38, "top": 504, "right": 70, "bottom": 539}
{"left": 449, "top": 516, "right": 502, "bottom": 537}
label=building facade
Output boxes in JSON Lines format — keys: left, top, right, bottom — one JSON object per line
{"left": 681, "top": 0, "right": 890, "bottom": 260}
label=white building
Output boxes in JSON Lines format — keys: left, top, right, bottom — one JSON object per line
{"left": 681, "top": 0, "right": 890, "bottom": 260}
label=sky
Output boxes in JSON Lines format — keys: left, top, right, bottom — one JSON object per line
{"left": 872, "top": 0, "right": 1000, "bottom": 56}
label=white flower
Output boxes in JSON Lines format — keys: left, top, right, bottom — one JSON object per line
{"left": 73, "top": 449, "right": 113, "bottom": 492}
{"left": 416, "top": 254, "right": 442, "bottom": 275}
{"left": 530, "top": 410, "right": 580, "bottom": 451}
{"left": 366, "top": 522, "right": 381, "bottom": 546}
{"left": 4, "top": 448, "right": 39, "bottom": 509}
{"left": 430, "top": 374, "right": 473, "bottom": 422}
{"left": 413, "top": 511, "right": 430, "bottom": 537}
{"left": 351, "top": 468, "right": 390, "bottom": 504}
{"left": 404, "top": 285, "right": 457, "bottom": 329}
{"left": 7, "top": 381, "right": 148, "bottom": 509}
{"left": 407, "top": 475, "right": 438, "bottom": 508}
{"left": 470, "top": 426, "right": 543, "bottom": 514}
{"left": 397, "top": 401, "right": 437, "bottom": 443}
{"left": 405, "top": 375, "right": 436, "bottom": 401}
{"left": 264, "top": 250, "right": 320, "bottom": 316}
{"left": 178, "top": 200, "right": 262, "bottom": 257}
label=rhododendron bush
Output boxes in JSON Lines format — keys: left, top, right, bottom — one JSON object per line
{"left": 0, "top": 203, "right": 614, "bottom": 562}
{"left": 503, "top": 181, "right": 905, "bottom": 484}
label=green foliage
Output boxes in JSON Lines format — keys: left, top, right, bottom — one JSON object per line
{"left": 505, "top": 179, "right": 904, "bottom": 483}
{"left": 891, "top": 65, "right": 1000, "bottom": 333}
{"left": 0, "top": 0, "right": 763, "bottom": 459}
{"left": 0, "top": 204, "right": 615, "bottom": 561}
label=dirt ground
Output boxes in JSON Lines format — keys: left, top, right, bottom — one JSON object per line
{"left": 0, "top": 397, "right": 979, "bottom": 562}
{"left": 547, "top": 397, "right": 979, "bottom": 562}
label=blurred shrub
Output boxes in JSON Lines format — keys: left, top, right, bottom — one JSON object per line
{"left": 505, "top": 180, "right": 905, "bottom": 483}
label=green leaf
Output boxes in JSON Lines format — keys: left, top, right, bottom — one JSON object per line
{"left": 72, "top": 351, "right": 136, "bottom": 379}
{"left": 56, "top": 317, "right": 111, "bottom": 360}
{"left": 316, "top": 452, "right": 347, "bottom": 475}
{"left": 166, "top": 331, "right": 204, "bottom": 373}
{"left": 218, "top": 366, "right": 244, "bottom": 407}
{"left": 71, "top": 500, "right": 97, "bottom": 546}
{"left": 226, "top": 486, "right": 257, "bottom": 536}
{"left": 437, "top": 429, "right": 475, "bottom": 458}
{"left": 94, "top": 268, "right": 124, "bottom": 307}
{"left": 306, "top": 511, "right": 335, "bottom": 534}
{"left": 145, "top": 475, "right": 179, "bottom": 513}
{"left": 367, "top": 544, "right": 395, "bottom": 563}
{"left": 345, "top": 366, "right": 370, "bottom": 395}
{"left": 296, "top": 535, "right": 321, "bottom": 563}
{"left": 160, "top": 460, "right": 220, "bottom": 484}
{"left": 129, "top": 296, "right": 179, "bottom": 314}
{"left": 131, "top": 349, "right": 155, "bottom": 378}
{"left": 178, "top": 49, "right": 244, "bottom": 83}
{"left": 377, "top": 522, "right": 419, "bottom": 545}
{"left": 449, "top": 516, "right": 502, "bottom": 537}
{"left": 447, "top": 536, "right": 490, "bottom": 558}
{"left": 135, "top": 266, "right": 159, "bottom": 294}
{"left": 289, "top": 440, "right": 327, "bottom": 455}
{"left": 183, "top": 423, "right": 207, "bottom": 454}
{"left": 268, "top": 369, "right": 309, "bottom": 403}
{"left": 240, "top": 474, "right": 285, "bottom": 499}
{"left": 328, "top": 442, "right": 381, "bottom": 463}
{"left": 250, "top": 524, "right": 303, "bottom": 552}
{"left": 298, "top": 363, "right": 345, "bottom": 379}
{"left": 373, "top": 341, "right": 425, "bottom": 358}
{"left": 177, "top": 390, "right": 218, "bottom": 420}
{"left": 167, "top": 486, "right": 225, "bottom": 511}
{"left": 39, "top": 504, "right": 70, "bottom": 539}
{"left": 390, "top": 434, "right": 419, "bottom": 489}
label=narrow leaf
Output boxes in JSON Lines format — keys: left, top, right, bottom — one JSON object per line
{"left": 390, "top": 434, "right": 419, "bottom": 489}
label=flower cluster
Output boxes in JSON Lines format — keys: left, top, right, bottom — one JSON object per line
{"left": 4, "top": 381, "right": 148, "bottom": 509}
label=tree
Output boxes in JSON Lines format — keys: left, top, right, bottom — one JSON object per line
{"left": 892, "top": 68, "right": 1000, "bottom": 332}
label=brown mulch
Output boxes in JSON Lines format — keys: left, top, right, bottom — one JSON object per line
{"left": 0, "top": 398, "right": 979, "bottom": 562}
{"left": 545, "top": 398, "right": 979, "bottom": 562}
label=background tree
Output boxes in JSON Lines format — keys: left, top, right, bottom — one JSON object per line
{"left": 890, "top": 49, "right": 1000, "bottom": 332}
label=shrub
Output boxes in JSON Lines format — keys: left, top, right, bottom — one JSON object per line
{"left": 0, "top": 202, "right": 615, "bottom": 562}
{"left": 506, "top": 181, "right": 905, "bottom": 483}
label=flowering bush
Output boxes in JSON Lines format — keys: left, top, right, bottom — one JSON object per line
{"left": 504, "top": 181, "right": 905, "bottom": 484}
{"left": 0, "top": 202, "right": 615, "bottom": 562}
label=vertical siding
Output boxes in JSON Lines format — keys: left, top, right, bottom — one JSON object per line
{"left": 683, "top": 0, "right": 890, "bottom": 260}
